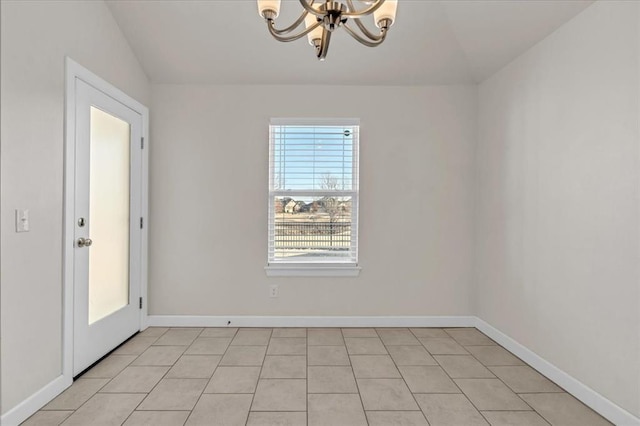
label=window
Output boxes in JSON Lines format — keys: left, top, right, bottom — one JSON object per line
{"left": 267, "top": 119, "right": 360, "bottom": 276}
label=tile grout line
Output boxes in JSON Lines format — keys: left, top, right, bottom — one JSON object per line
{"left": 178, "top": 326, "right": 235, "bottom": 426}
{"left": 391, "top": 328, "right": 435, "bottom": 424}
{"left": 424, "top": 328, "right": 494, "bottom": 424}
{"left": 307, "top": 328, "right": 309, "bottom": 426}
{"left": 110, "top": 329, "right": 169, "bottom": 424}
{"left": 442, "top": 328, "right": 546, "bottom": 424}
{"left": 131, "top": 327, "right": 203, "bottom": 425}
{"left": 88, "top": 329, "right": 166, "bottom": 425}
{"left": 439, "top": 328, "right": 519, "bottom": 424}
{"left": 57, "top": 329, "right": 167, "bottom": 424}
{"left": 245, "top": 328, "right": 272, "bottom": 425}
{"left": 444, "top": 328, "right": 541, "bottom": 415}
{"left": 349, "top": 327, "right": 372, "bottom": 426}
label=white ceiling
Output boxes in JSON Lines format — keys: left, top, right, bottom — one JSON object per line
{"left": 106, "top": 0, "right": 593, "bottom": 85}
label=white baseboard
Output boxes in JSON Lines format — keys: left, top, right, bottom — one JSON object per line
{"left": 147, "top": 315, "right": 477, "bottom": 328}
{"left": 1, "top": 374, "right": 72, "bottom": 426}
{"left": 475, "top": 318, "right": 640, "bottom": 426}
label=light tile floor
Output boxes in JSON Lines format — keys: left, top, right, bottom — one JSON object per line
{"left": 24, "top": 327, "right": 612, "bottom": 426}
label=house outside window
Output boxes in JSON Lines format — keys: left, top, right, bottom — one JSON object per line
{"left": 266, "top": 118, "right": 360, "bottom": 277}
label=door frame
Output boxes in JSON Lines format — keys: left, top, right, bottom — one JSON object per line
{"left": 62, "top": 57, "right": 149, "bottom": 381}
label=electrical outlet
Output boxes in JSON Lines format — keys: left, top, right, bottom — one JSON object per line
{"left": 16, "top": 209, "right": 29, "bottom": 232}
{"left": 269, "top": 285, "right": 279, "bottom": 298}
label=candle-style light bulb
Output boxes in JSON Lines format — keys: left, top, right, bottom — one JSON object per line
{"left": 257, "top": 0, "right": 281, "bottom": 18}
{"left": 374, "top": 0, "right": 397, "bottom": 28}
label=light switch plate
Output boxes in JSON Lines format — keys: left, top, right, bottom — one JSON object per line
{"left": 16, "top": 209, "right": 29, "bottom": 232}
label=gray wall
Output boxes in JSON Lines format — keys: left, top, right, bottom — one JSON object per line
{"left": 476, "top": 1, "right": 640, "bottom": 417}
{"left": 0, "top": 0, "right": 150, "bottom": 414}
{"left": 148, "top": 84, "right": 477, "bottom": 317}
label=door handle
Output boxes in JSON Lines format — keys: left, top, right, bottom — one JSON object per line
{"left": 77, "top": 238, "right": 93, "bottom": 248}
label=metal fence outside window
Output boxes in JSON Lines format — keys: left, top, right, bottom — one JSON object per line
{"left": 274, "top": 221, "right": 351, "bottom": 250}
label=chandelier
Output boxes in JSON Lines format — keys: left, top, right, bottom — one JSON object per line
{"left": 257, "top": 0, "right": 398, "bottom": 60}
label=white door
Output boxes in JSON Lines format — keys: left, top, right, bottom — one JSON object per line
{"left": 73, "top": 78, "right": 143, "bottom": 375}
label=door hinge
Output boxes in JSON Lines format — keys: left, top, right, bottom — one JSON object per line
{"left": 139, "top": 297, "right": 143, "bottom": 309}
{"left": 140, "top": 217, "right": 144, "bottom": 229}
{"left": 141, "top": 137, "right": 144, "bottom": 149}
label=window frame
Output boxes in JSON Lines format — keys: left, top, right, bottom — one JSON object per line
{"left": 265, "top": 118, "right": 361, "bottom": 277}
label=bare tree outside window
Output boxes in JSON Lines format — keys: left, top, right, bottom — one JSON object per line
{"left": 319, "top": 173, "right": 346, "bottom": 247}
{"left": 320, "top": 172, "right": 341, "bottom": 223}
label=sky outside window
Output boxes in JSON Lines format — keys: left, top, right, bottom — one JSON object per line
{"left": 272, "top": 125, "right": 354, "bottom": 194}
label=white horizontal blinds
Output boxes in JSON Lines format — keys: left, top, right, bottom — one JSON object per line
{"left": 268, "top": 121, "right": 359, "bottom": 264}
{"left": 272, "top": 125, "right": 357, "bottom": 191}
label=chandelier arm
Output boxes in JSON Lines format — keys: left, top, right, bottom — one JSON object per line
{"left": 298, "top": 0, "right": 324, "bottom": 17}
{"left": 271, "top": 0, "right": 315, "bottom": 35}
{"left": 267, "top": 19, "right": 323, "bottom": 42}
{"left": 342, "top": 22, "right": 387, "bottom": 47}
{"left": 270, "top": 12, "right": 307, "bottom": 35}
{"left": 316, "top": 28, "right": 331, "bottom": 60}
{"left": 342, "top": 0, "right": 386, "bottom": 18}
{"left": 346, "top": 0, "right": 383, "bottom": 40}
{"left": 351, "top": 18, "right": 383, "bottom": 41}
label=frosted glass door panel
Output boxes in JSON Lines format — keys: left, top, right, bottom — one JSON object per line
{"left": 73, "top": 75, "right": 143, "bottom": 376}
{"left": 88, "top": 106, "right": 131, "bottom": 325}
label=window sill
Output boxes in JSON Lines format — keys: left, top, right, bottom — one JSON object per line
{"left": 265, "top": 264, "right": 361, "bottom": 277}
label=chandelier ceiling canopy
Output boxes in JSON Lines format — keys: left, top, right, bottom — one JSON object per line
{"left": 257, "top": 0, "right": 398, "bottom": 60}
